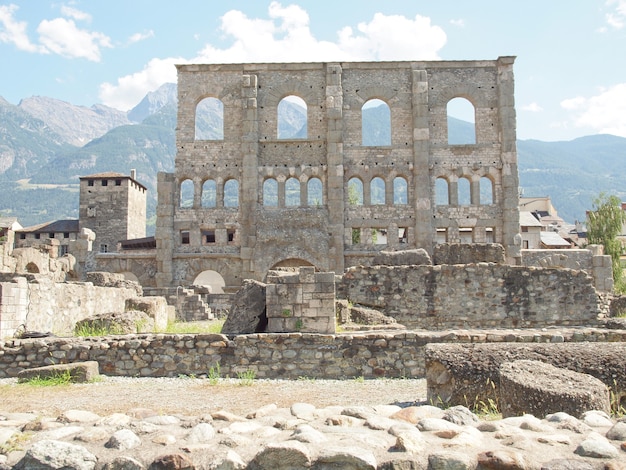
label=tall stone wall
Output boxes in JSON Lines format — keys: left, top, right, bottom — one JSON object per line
{"left": 337, "top": 264, "right": 600, "bottom": 329}
{"left": 1, "top": 328, "right": 624, "bottom": 379}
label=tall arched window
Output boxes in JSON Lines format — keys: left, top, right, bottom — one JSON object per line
{"left": 285, "top": 177, "right": 300, "bottom": 206}
{"left": 307, "top": 178, "right": 322, "bottom": 206}
{"left": 480, "top": 177, "right": 494, "bottom": 205}
{"left": 347, "top": 178, "right": 363, "bottom": 205}
{"left": 458, "top": 177, "right": 471, "bottom": 205}
{"left": 370, "top": 177, "right": 385, "bottom": 205}
{"left": 224, "top": 179, "right": 239, "bottom": 207}
{"left": 393, "top": 177, "right": 408, "bottom": 205}
{"left": 195, "top": 97, "right": 224, "bottom": 140}
{"left": 278, "top": 95, "right": 307, "bottom": 139}
{"left": 362, "top": 99, "right": 391, "bottom": 146}
{"left": 447, "top": 97, "right": 476, "bottom": 145}
{"left": 201, "top": 179, "right": 216, "bottom": 208}
{"left": 263, "top": 179, "right": 278, "bottom": 207}
{"left": 180, "top": 179, "right": 194, "bottom": 208}
{"left": 435, "top": 178, "right": 449, "bottom": 205}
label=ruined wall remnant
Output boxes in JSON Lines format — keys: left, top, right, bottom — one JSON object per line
{"left": 433, "top": 243, "right": 505, "bottom": 265}
{"left": 155, "top": 58, "right": 520, "bottom": 289}
{"left": 337, "top": 263, "right": 600, "bottom": 330}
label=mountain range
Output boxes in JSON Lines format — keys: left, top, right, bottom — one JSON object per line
{"left": 1, "top": 84, "right": 625, "bottom": 231}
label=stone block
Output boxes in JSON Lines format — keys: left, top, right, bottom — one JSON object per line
{"left": 17, "top": 361, "right": 100, "bottom": 383}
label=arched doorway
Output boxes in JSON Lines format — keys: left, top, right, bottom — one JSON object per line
{"left": 270, "top": 258, "right": 316, "bottom": 270}
{"left": 193, "top": 270, "right": 226, "bottom": 294}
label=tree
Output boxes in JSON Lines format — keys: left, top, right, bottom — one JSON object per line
{"left": 586, "top": 193, "right": 626, "bottom": 290}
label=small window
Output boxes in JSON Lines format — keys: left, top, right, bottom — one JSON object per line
{"left": 399, "top": 227, "right": 408, "bottom": 244}
{"left": 227, "top": 229, "right": 235, "bottom": 243}
{"left": 19, "top": 233, "right": 26, "bottom": 240}
{"left": 203, "top": 230, "right": 216, "bottom": 244}
{"left": 49, "top": 233, "right": 55, "bottom": 238}
{"left": 87, "top": 180, "right": 94, "bottom": 187}
{"left": 59, "top": 245, "right": 69, "bottom": 256}
{"left": 63, "top": 232, "right": 70, "bottom": 238}
{"left": 102, "top": 180, "right": 108, "bottom": 187}
{"left": 181, "top": 230, "right": 190, "bottom": 245}
{"left": 521, "top": 226, "right": 529, "bottom": 233}
{"left": 100, "top": 243, "right": 108, "bottom": 253}
{"left": 523, "top": 240, "right": 529, "bottom": 249}
{"left": 35, "top": 233, "right": 41, "bottom": 240}
{"left": 351, "top": 228, "right": 361, "bottom": 245}
{"left": 115, "top": 179, "right": 122, "bottom": 186}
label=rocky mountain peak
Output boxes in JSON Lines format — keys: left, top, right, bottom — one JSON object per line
{"left": 128, "top": 83, "right": 177, "bottom": 123}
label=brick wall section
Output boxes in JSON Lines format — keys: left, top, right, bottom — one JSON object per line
{"left": 336, "top": 264, "right": 600, "bottom": 329}
{"left": 1, "top": 328, "right": 625, "bottom": 379}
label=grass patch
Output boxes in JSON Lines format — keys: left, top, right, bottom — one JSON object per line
{"left": 161, "top": 319, "right": 224, "bottom": 334}
{"left": 20, "top": 370, "right": 73, "bottom": 387}
{"left": 74, "top": 323, "right": 123, "bottom": 337}
{"left": 208, "top": 363, "right": 221, "bottom": 385}
{"left": 0, "top": 431, "right": 32, "bottom": 454}
{"left": 237, "top": 369, "right": 256, "bottom": 386}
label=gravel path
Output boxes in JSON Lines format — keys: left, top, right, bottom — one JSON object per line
{"left": 0, "top": 377, "right": 428, "bottom": 416}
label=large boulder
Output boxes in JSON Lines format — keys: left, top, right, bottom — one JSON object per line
{"left": 222, "top": 279, "right": 267, "bottom": 334}
{"left": 499, "top": 360, "right": 610, "bottom": 418}
{"left": 17, "top": 361, "right": 100, "bottom": 383}
{"left": 74, "top": 310, "right": 155, "bottom": 335}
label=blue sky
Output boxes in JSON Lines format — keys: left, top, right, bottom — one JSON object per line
{"left": 1, "top": 1, "right": 625, "bottom": 141}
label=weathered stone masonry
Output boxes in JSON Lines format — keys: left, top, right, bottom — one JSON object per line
{"left": 155, "top": 58, "right": 520, "bottom": 290}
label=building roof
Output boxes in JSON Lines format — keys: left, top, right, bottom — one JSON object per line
{"left": 80, "top": 172, "right": 147, "bottom": 191}
{"left": 17, "top": 219, "right": 79, "bottom": 234}
{"left": 0, "top": 217, "right": 20, "bottom": 229}
{"left": 119, "top": 236, "right": 156, "bottom": 250}
{"left": 519, "top": 211, "right": 542, "bottom": 227}
{"left": 540, "top": 231, "right": 571, "bottom": 247}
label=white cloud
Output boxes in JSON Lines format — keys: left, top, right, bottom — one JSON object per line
{"left": 60, "top": 6, "right": 92, "bottom": 22}
{"left": 605, "top": 0, "right": 626, "bottom": 29}
{"left": 0, "top": 4, "right": 44, "bottom": 53}
{"left": 561, "top": 84, "right": 626, "bottom": 137}
{"left": 37, "top": 17, "right": 112, "bottom": 61}
{"left": 100, "top": 2, "right": 447, "bottom": 109}
{"left": 128, "top": 30, "right": 154, "bottom": 45}
{"left": 450, "top": 19, "right": 465, "bottom": 27}
{"left": 99, "top": 57, "right": 184, "bottom": 110}
{"left": 522, "top": 102, "right": 543, "bottom": 112}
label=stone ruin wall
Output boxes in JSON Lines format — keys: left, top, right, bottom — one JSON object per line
{"left": 154, "top": 57, "right": 520, "bottom": 290}
{"left": 336, "top": 263, "right": 601, "bottom": 330}
{"left": 1, "top": 328, "right": 624, "bottom": 380}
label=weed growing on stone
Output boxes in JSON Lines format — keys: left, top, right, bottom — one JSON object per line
{"left": 20, "top": 370, "right": 73, "bottom": 387}
{"left": 609, "top": 380, "right": 626, "bottom": 417}
{"left": 208, "top": 363, "right": 221, "bottom": 385}
{"left": 353, "top": 376, "right": 365, "bottom": 383}
{"left": 297, "top": 376, "right": 316, "bottom": 382}
{"left": 466, "top": 378, "right": 501, "bottom": 419}
{"left": 295, "top": 319, "right": 304, "bottom": 331}
{"left": 74, "top": 323, "right": 123, "bottom": 337}
{"left": 0, "top": 431, "right": 32, "bottom": 454}
{"left": 237, "top": 369, "right": 256, "bottom": 386}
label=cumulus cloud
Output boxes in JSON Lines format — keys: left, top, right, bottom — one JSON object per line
{"left": 100, "top": 2, "right": 447, "bottom": 109}
{"left": 0, "top": 3, "right": 111, "bottom": 61}
{"left": 561, "top": 84, "right": 626, "bottom": 137}
{"left": 128, "top": 30, "right": 154, "bottom": 45}
{"left": 522, "top": 102, "right": 543, "bottom": 112}
{"left": 450, "top": 19, "right": 465, "bottom": 27}
{"left": 0, "top": 4, "right": 44, "bottom": 53}
{"left": 605, "top": 0, "right": 626, "bottom": 29}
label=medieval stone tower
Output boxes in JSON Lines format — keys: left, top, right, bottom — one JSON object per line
{"left": 79, "top": 171, "right": 147, "bottom": 253}
{"left": 155, "top": 58, "right": 519, "bottom": 290}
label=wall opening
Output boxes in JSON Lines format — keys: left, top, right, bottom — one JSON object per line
{"left": 180, "top": 179, "right": 194, "bottom": 208}
{"left": 277, "top": 95, "right": 307, "bottom": 139}
{"left": 263, "top": 179, "right": 278, "bottom": 207}
{"left": 285, "top": 177, "right": 300, "bottom": 206}
{"left": 270, "top": 258, "right": 315, "bottom": 269}
{"left": 458, "top": 177, "right": 471, "bottom": 205}
{"left": 193, "top": 270, "right": 226, "bottom": 294}
{"left": 307, "top": 178, "right": 322, "bottom": 206}
{"left": 393, "top": 177, "right": 408, "bottom": 205}
{"left": 224, "top": 179, "right": 239, "bottom": 207}
{"left": 195, "top": 97, "right": 224, "bottom": 140}
{"left": 435, "top": 178, "right": 449, "bottom": 205}
{"left": 202, "top": 179, "right": 216, "bottom": 208}
{"left": 347, "top": 178, "right": 363, "bottom": 205}
{"left": 25, "top": 262, "right": 40, "bottom": 273}
{"left": 447, "top": 97, "right": 476, "bottom": 145}
{"left": 480, "top": 176, "right": 494, "bottom": 205}
{"left": 362, "top": 99, "right": 391, "bottom": 146}
{"left": 370, "top": 177, "right": 385, "bottom": 205}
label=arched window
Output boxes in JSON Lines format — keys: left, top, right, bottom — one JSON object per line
{"left": 285, "top": 177, "right": 300, "bottom": 206}
{"left": 307, "top": 178, "right": 323, "bottom": 206}
{"left": 435, "top": 178, "right": 449, "bottom": 205}
{"left": 347, "top": 178, "right": 363, "bottom": 205}
{"left": 195, "top": 97, "right": 224, "bottom": 140}
{"left": 224, "top": 179, "right": 239, "bottom": 207}
{"left": 393, "top": 177, "right": 408, "bottom": 205}
{"left": 278, "top": 95, "right": 307, "bottom": 139}
{"left": 201, "top": 179, "right": 216, "bottom": 208}
{"left": 447, "top": 97, "right": 476, "bottom": 145}
{"left": 362, "top": 99, "right": 391, "bottom": 146}
{"left": 458, "top": 177, "right": 471, "bottom": 205}
{"left": 480, "top": 177, "right": 494, "bottom": 205}
{"left": 180, "top": 179, "right": 194, "bottom": 208}
{"left": 263, "top": 178, "right": 278, "bottom": 206}
{"left": 370, "top": 177, "right": 385, "bottom": 205}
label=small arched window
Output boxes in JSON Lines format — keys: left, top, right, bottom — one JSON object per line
{"left": 458, "top": 177, "right": 471, "bottom": 205}
{"left": 180, "top": 179, "right": 194, "bottom": 208}
{"left": 195, "top": 97, "right": 224, "bottom": 140}
{"left": 201, "top": 179, "right": 216, "bottom": 208}
{"left": 285, "top": 177, "right": 300, "bottom": 206}
{"left": 263, "top": 179, "right": 278, "bottom": 207}
{"left": 393, "top": 177, "right": 408, "bottom": 205}
{"left": 224, "top": 179, "right": 239, "bottom": 207}
{"left": 370, "top": 177, "right": 385, "bottom": 205}
{"left": 362, "top": 99, "right": 391, "bottom": 146}
{"left": 447, "top": 97, "right": 476, "bottom": 145}
{"left": 480, "top": 177, "right": 494, "bottom": 205}
{"left": 278, "top": 96, "right": 307, "bottom": 139}
{"left": 347, "top": 178, "right": 363, "bottom": 205}
{"left": 435, "top": 178, "right": 449, "bottom": 205}
{"left": 307, "top": 178, "right": 323, "bottom": 206}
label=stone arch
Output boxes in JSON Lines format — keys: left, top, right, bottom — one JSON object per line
{"left": 263, "top": 178, "right": 278, "bottom": 206}
{"left": 458, "top": 177, "right": 471, "bottom": 205}
{"left": 25, "top": 262, "right": 40, "bottom": 273}
{"left": 362, "top": 98, "right": 391, "bottom": 146}
{"left": 278, "top": 95, "right": 307, "bottom": 139}
{"left": 270, "top": 258, "right": 316, "bottom": 270}
{"left": 347, "top": 177, "right": 364, "bottom": 205}
{"left": 370, "top": 176, "right": 386, "bottom": 205}
{"left": 179, "top": 178, "right": 194, "bottom": 208}
{"left": 202, "top": 179, "right": 217, "bottom": 208}
{"left": 195, "top": 97, "right": 224, "bottom": 140}
{"left": 447, "top": 97, "right": 476, "bottom": 145}
{"left": 435, "top": 177, "right": 450, "bottom": 205}
{"left": 393, "top": 176, "right": 408, "bottom": 205}
{"left": 224, "top": 178, "right": 239, "bottom": 207}
{"left": 193, "top": 270, "right": 226, "bottom": 294}
{"left": 285, "top": 177, "right": 300, "bottom": 206}
{"left": 480, "top": 176, "right": 494, "bottom": 204}
{"left": 307, "top": 177, "right": 323, "bottom": 206}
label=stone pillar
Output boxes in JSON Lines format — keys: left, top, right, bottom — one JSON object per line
{"left": 325, "top": 64, "right": 345, "bottom": 274}
{"left": 497, "top": 56, "right": 521, "bottom": 264}
{"left": 155, "top": 172, "right": 175, "bottom": 287}
{"left": 412, "top": 70, "right": 433, "bottom": 252}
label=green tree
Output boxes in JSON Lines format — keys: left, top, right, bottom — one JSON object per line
{"left": 586, "top": 193, "right": 626, "bottom": 291}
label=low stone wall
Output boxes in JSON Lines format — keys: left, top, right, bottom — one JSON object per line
{"left": 337, "top": 263, "right": 600, "bottom": 329}
{"left": 1, "top": 327, "right": 625, "bottom": 379}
